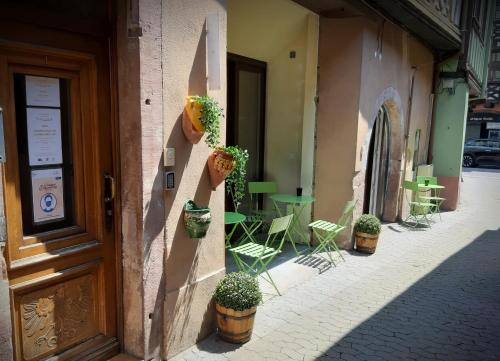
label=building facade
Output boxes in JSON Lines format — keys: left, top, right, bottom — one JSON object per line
{"left": 466, "top": 0, "right": 500, "bottom": 141}
{"left": 0, "top": 0, "right": 493, "bottom": 360}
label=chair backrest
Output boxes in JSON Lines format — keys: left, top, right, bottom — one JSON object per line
{"left": 248, "top": 181, "right": 278, "bottom": 212}
{"left": 403, "top": 180, "right": 418, "bottom": 192}
{"left": 337, "top": 199, "right": 357, "bottom": 228}
{"left": 416, "top": 176, "right": 437, "bottom": 186}
{"left": 248, "top": 181, "right": 277, "bottom": 194}
{"left": 263, "top": 214, "right": 293, "bottom": 253}
{"left": 268, "top": 214, "right": 293, "bottom": 235}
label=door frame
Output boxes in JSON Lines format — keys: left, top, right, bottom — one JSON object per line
{"left": 0, "top": 17, "right": 123, "bottom": 360}
{"left": 227, "top": 52, "right": 267, "bottom": 182}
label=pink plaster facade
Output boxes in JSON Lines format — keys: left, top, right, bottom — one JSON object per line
{"left": 117, "top": 0, "right": 227, "bottom": 359}
{"left": 314, "top": 17, "right": 434, "bottom": 248}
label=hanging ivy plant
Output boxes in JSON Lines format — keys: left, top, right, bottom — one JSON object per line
{"left": 220, "top": 145, "right": 249, "bottom": 208}
{"left": 191, "top": 95, "right": 223, "bottom": 148}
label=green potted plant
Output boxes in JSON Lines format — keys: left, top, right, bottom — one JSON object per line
{"left": 354, "top": 214, "right": 381, "bottom": 254}
{"left": 207, "top": 145, "right": 248, "bottom": 192}
{"left": 214, "top": 272, "right": 262, "bottom": 343}
{"left": 182, "top": 95, "right": 222, "bottom": 146}
{"left": 183, "top": 200, "right": 211, "bottom": 239}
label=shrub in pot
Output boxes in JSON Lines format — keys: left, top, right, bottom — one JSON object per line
{"left": 183, "top": 200, "right": 211, "bottom": 239}
{"left": 214, "top": 272, "right": 262, "bottom": 344}
{"left": 182, "top": 95, "right": 222, "bottom": 146}
{"left": 354, "top": 214, "right": 381, "bottom": 254}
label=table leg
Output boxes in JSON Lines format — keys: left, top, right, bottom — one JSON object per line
{"left": 289, "top": 203, "right": 312, "bottom": 246}
{"left": 225, "top": 223, "right": 239, "bottom": 249}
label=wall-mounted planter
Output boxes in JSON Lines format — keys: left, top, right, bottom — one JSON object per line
{"left": 184, "top": 200, "right": 211, "bottom": 239}
{"left": 207, "top": 150, "right": 235, "bottom": 190}
{"left": 182, "top": 97, "right": 205, "bottom": 144}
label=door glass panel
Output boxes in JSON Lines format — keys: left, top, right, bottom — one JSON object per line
{"left": 13, "top": 74, "right": 75, "bottom": 236}
{"left": 237, "top": 70, "right": 262, "bottom": 182}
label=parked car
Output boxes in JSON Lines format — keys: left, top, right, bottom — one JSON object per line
{"left": 463, "top": 139, "right": 500, "bottom": 167}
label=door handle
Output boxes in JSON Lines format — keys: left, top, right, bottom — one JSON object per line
{"left": 0, "top": 107, "right": 5, "bottom": 163}
{"left": 103, "top": 174, "right": 115, "bottom": 229}
{"left": 104, "top": 174, "right": 116, "bottom": 202}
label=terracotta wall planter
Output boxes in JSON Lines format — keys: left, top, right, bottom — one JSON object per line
{"left": 215, "top": 303, "right": 256, "bottom": 344}
{"left": 182, "top": 97, "right": 204, "bottom": 144}
{"left": 207, "top": 150, "right": 235, "bottom": 190}
{"left": 355, "top": 232, "right": 379, "bottom": 254}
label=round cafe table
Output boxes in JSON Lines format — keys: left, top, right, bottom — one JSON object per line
{"left": 269, "top": 194, "right": 315, "bottom": 255}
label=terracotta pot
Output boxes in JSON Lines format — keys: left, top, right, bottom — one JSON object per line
{"left": 182, "top": 108, "right": 204, "bottom": 144}
{"left": 207, "top": 150, "right": 235, "bottom": 190}
{"left": 355, "top": 232, "right": 379, "bottom": 254}
{"left": 185, "top": 96, "right": 204, "bottom": 130}
{"left": 215, "top": 303, "right": 256, "bottom": 344}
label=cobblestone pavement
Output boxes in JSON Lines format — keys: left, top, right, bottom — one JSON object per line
{"left": 172, "top": 168, "right": 500, "bottom": 361}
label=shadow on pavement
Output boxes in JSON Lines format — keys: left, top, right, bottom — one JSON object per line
{"left": 316, "top": 228, "right": 500, "bottom": 360}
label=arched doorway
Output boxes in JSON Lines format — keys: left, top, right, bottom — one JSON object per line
{"left": 363, "top": 107, "right": 391, "bottom": 218}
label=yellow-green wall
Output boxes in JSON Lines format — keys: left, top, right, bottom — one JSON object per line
{"left": 228, "top": 0, "right": 318, "bottom": 216}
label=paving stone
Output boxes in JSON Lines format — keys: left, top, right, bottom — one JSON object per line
{"left": 170, "top": 169, "right": 500, "bottom": 361}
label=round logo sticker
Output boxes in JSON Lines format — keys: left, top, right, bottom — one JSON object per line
{"left": 40, "top": 193, "right": 57, "bottom": 213}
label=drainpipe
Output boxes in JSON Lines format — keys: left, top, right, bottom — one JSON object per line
{"left": 397, "top": 66, "right": 417, "bottom": 219}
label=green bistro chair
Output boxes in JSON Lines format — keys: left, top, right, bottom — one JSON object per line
{"left": 229, "top": 214, "right": 293, "bottom": 296}
{"left": 248, "top": 181, "right": 278, "bottom": 219}
{"left": 308, "top": 200, "right": 356, "bottom": 264}
{"left": 403, "top": 180, "right": 436, "bottom": 228}
{"left": 241, "top": 181, "right": 278, "bottom": 240}
{"left": 416, "top": 176, "right": 446, "bottom": 220}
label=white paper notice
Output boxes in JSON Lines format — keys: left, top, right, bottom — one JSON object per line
{"left": 26, "top": 76, "right": 60, "bottom": 107}
{"left": 27, "top": 108, "right": 63, "bottom": 166}
{"left": 31, "top": 168, "right": 65, "bottom": 223}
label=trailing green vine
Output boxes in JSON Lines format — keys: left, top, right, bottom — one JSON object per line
{"left": 190, "top": 96, "right": 249, "bottom": 204}
{"left": 192, "top": 95, "right": 222, "bottom": 148}
{"left": 220, "top": 145, "right": 249, "bottom": 209}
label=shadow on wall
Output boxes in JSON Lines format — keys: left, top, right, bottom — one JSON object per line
{"left": 318, "top": 227, "right": 500, "bottom": 360}
{"left": 164, "top": 24, "right": 218, "bottom": 353}
{"left": 143, "top": 156, "right": 167, "bottom": 355}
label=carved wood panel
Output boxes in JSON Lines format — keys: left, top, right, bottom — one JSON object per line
{"left": 18, "top": 274, "right": 98, "bottom": 360}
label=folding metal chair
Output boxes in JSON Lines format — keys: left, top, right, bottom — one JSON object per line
{"left": 228, "top": 214, "right": 293, "bottom": 296}
{"left": 232, "top": 181, "right": 278, "bottom": 243}
{"left": 308, "top": 200, "right": 356, "bottom": 264}
{"left": 403, "top": 180, "right": 436, "bottom": 228}
{"left": 416, "top": 176, "right": 446, "bottom": 220}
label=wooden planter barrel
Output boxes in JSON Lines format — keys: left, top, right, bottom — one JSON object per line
{"left": 355, "top": 232, "right": 379, "bottom": 254}
{"left": 215, "top": 303, "right": 256, "bottom": 344}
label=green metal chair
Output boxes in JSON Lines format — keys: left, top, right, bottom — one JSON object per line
{"left": 416, "top": 176, "right": 445, "bottom": 220}
{"left": 338, "top": 199, "right": 357, "bottom": 228}
{"left": 403, "top": 180, "right": 436, "bottom": 228}
{"left": 248, "top": 181, "right": 277, "bottom": 218}
{"left": 240, "top": 181, "right": 278, "bottom": 241}
{"left": 228, "top": 214, "right": 293, "bottom": 295}
{"left": 308, "top": 200, "right": 356, "bottom": 264}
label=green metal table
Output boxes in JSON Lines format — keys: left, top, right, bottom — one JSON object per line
{"left": 417, "top": 184, "right": 445, "bottom": 219}
{"left": 224, "top": 212, "right": 256, "bottom": 248}
{"left": 269, "top": 194, "right": 315, "bottom": 255}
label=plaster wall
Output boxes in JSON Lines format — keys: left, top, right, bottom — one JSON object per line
{"left": 314, "top": 18, "right": 363, "bottom": 248}
{"left": 228, "top": 0, "right": 318, "bottom": 215}
{"left": 431, "top": 81, "right": 469, "bottom": 210}
{"left": 162, "top": 0, "right": 227, "bottom": 358}
{"left": 117, "top": 0, "right": 165, "bottom": 358}
{"left": 315, "top": 17, "right": 434, "bottom": 248}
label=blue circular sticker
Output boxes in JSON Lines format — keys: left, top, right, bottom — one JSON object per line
{"left": 40, "top": 193, "right": 57, "bottom": 213}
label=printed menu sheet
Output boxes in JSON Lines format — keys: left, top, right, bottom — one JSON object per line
{"left": 27, "top": 108, "right": 63, "bottom": 166}
{"left": 25, "top": 76, "right": 60, "bottom": 107}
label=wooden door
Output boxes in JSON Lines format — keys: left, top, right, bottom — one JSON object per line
{"left": 0, "top": 40, "right": 119, "bottom": 360}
